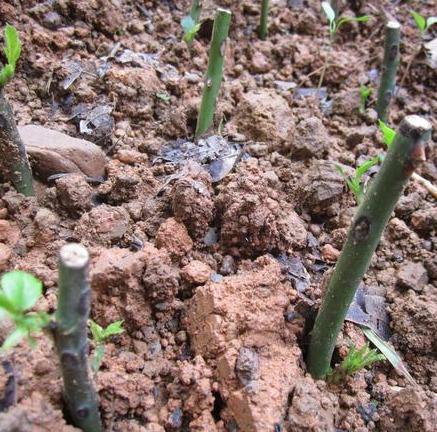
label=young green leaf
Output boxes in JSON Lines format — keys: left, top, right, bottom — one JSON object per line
{"left": 156, "top": 91, "right": 171, "bottom": 103}
{"left": 0, "top": 271, "right": 49, "bottom": 351}
{"left": 91, "top": 345, "right": 105, "bottom": 373}
{"left": 102, "top": 320, "right": 124, "bottom": 339}
{"left": 89, "top": 319, "right": 124, "bottom": 372}
{"left": 359, "top": 84, "right": 371, "bottom": 113}
{"left": 4, "top": 24, "right": 21, "bottom": 67}
{"left": 1, "top": 271, "right": 42, "bottom": 312}
{"left": 426, "top": 17, "right": 437, "bottom": 31}
{"left": 321, "top": 2, "right": 336, "bottom": 25}
{"left": 327, "top": 342, "right": 384, "bottom": 384}
{"left": 378, "top": 120, "right": 396, "bottom": 147}
{"left": 181, "top": 15, "right": 201, "bottom": 44}
{"left": 89, "top": 319, "right": 124, "bottom": 344}
{"left": 336, "top": 15, "right": 369, "bottom": 32}
{"left": 2, "top": 326, "right": 28, "bottom": 349}
{"left": 0, "top": 291, "right": 16, "bottom": 316}
{"left": 411, "top": 11, "right": 426, "bottom": 32}
{"left": 336, "top": 157, "right": 378, "bottom": 205}
{"left": 89, "top": 319, "right": 104, "bottom": 343}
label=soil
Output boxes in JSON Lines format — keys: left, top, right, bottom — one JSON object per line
{"left": 0, "top": 0, "right": 436, "bottom": 431}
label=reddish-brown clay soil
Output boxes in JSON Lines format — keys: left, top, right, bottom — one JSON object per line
{"left": 0, "top": 0, "right": 436, "bottom": 431}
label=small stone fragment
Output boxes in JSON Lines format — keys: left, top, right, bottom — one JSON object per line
{"left": 226, "top": 90, "right": 295, "bottom": 152}
{"left": 396, "top": 261, "right": 428, "bottom": 292}
{"left": 378, "top": 387, "right": 437, "bottom": 432}
{"left": 181, "top": 261, "right": 212, "bottom": 285}
{"left": 321, "top": 244, "right": 340, "bottom": 262}
{"left": 250, "top": 51, "right": 271, "bottom": 74}
{"left": 345, "top": 125, "right": 377, "bottom": 148}
{"left": 56, "top": 174, "right": 93, "bottom": 216}
{"left": 331, "top": 89, "right": 361, "bottom": 116}
{"left": 19, "top": 125, "right": 107, "bottom": 180}
{"left": 171, "top": 166, "right": 214, "bottom": 240}
{"left": 217, "top": 159, "right": 307, "bottom": 255}
{"left": 291, "top": 117, "right": 330, "bottom": 159}
{"left": 74, "top": 205, "right": 129, "bottom": 245}
{"left": 410, "top": 207, "right": 437, "bottom": 233}
{"left": 285, "top": 377, "right": 338, "bottom": 431}
{"left": 220, "top": 255, "right": 236, "bottom": 275}
{"left": 235, "top": 347, "right": 259, "bottom": 390}
{"left": 299, "top": 160, "right": 345, "bottom": 215}
{"left": 155, "top": 218, "right": 193, "bottom": 261}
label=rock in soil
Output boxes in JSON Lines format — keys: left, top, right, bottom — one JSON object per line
{"left": 19, "top": 125, "right": 106, "bottom": 180}
{"left": 396, "top": 261, "right": 428, "bottom": 292}
{"left": 290, "top": 116, "right": 331, "bottom": 159}
{"left": 155, "top": 218, "right": 193, "bottom": 262}
{"left": 226, "top": 90, "right": 295, "bottom": 152}
{"left": 299, "top": 160, "right": 345, "bottom": 215}
{"left": 74, "top": 204, "right": 130, "bottom": 245}
{"left": 216, "top": 159, "right": 307, "bottom": 256}
{"left": 285, "top": 377, "right": 338, "bottom": 431}
{"left": 171, "top": 165, "right": 214, "bottom": 240}
{"left": 181, "top": 260, "right": 212, "bottom": 285}
{"left": 55, "top": 174, "right": 93, "bottom": 216}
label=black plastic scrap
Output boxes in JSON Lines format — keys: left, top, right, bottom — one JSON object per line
{"left": 346, "top": 283, "right": 391, "bottom": 341}
{"left": 154, "top": 135, "right": 245, "bottom": 182}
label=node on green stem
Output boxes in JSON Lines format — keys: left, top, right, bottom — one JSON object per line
{"left": 327, "top": 343, "right": 385, "bottom": 384}
{"left": 89, "top": 319, "right": 124, "bottom": 373}
{"left": 307, "top": 115, "right": 432, "bottom": 379}
{"left": 0, "top": 271, "right": 50, "bottom": 350}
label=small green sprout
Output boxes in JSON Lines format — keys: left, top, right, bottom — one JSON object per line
{"left": 336, "top": 157, "right": 379, "bottom": 205}
{"left": 411, "top": 11, "right": 437, "bottom": 33}
{"left": 89, "top": 319, "right": 124, "bottom": 372}
{"left": 181, "top": 15, "right": 201, "bottom": 44}
{"left": 378, "top": 120, "right": 396, "bottom": 147}
{"left": 359, "top": 84, "right": 372, "bottom": 113}
{"left": 328, "top": 343, "right": 385, "bottom": 384}
{"left": 321, "top": 1, "right": 369, "bottom": 39}
{"left": 156, "top": 91, "right": 171, "bottom": 103}
{"left": 0, "top": 271, "right": 50, "bottom": 349}
{"left": 318, "top": 2, "right": 369, "bottom": 88}
{"left": 0, "top": 24, "right": 21, "bottom": 87}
